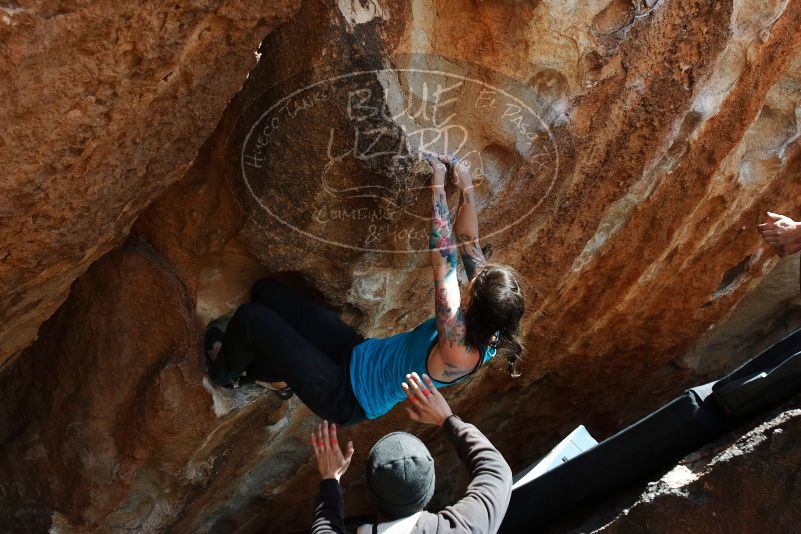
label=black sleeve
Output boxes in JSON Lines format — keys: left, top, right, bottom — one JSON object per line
{"left": 311, "top": 479, "right": 347, "bottom": 534}
{"left": 433, "top": 415, "right": 513, "bottom": 533}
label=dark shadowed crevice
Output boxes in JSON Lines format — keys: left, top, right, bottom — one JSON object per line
{"left": 713, "top": 255, "right": 752, "bottom": 299}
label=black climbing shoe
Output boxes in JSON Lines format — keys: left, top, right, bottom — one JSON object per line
{"left": 204, "top": 325, "right": 225, "bottom": 367}
{"left": 255, "top": 380, "right": 294, "bottom": 401}
{"left": 204, "top": 324, "right": 239, "bottom": 387}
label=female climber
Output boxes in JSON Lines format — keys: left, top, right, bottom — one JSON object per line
{"left": 204, "top": 152, "right": 526, "bottom": 426}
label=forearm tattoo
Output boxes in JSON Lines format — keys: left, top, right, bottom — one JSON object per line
{"left": 430, "top": 191, "right": 458, "bottom": 276}
{"left": 430, "top": 189, "right": 471, "bottom": 352}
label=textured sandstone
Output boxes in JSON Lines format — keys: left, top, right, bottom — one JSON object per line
{"left": 0, "top": 244, "right": 302, "bottom": 532}
{"left": 0, "top": 0, "right": 300, "bottom": 367}
{"left": 680, "top": 254, "right": 801, "bottom": 377}
{"left": 3, "top": 0, "right": 801, "bottom": 531}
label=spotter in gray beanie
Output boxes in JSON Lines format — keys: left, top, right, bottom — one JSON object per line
{"left": 365, "top": 431, "right": 435, "bottom": 520}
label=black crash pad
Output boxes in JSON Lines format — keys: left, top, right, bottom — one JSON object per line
{"left": 499, "top": 383, "right": 726, "bottom": 533}
{"left": 712, "top": 328, "right": 801, "bottom": 419}
{"left": 501, "top": 326, "right": 801, "bottom": 533}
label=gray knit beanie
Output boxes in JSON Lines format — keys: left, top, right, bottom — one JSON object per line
{"left": 365, "top": 432, "right": 435, "bottom": 520}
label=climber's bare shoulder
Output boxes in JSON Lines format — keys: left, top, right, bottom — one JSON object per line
{"left": 428, "top": 338, "right": 480, "bottom": 382}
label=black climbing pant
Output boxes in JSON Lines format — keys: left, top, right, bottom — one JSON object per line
{"left": 209, "top": 278, "right": 368, "bottom": 426}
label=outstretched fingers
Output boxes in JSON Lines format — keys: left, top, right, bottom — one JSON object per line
{"left": 403, "top": 379, "right": 423, "bottom": 424}
{"left": 406, "top": 373, "right": 422, "bottom": 400}
{"left": 422, "top": 374, "right": 440, "bottom": 397}
{"left": 343, "top": 439, "right": 355, "bottom": 463}
{"left": 404, "top": 372, "right": 439, "bottom": 423}
{"left": 321, "top": 421, "right": 332, "bottom": 452}
{"left": 330, "top": 423, "right": 343, "bottom": 461}
{"left": 407, "top": 372, "right": 431, "bottom": 400}
{"left": 402, "top": 381, "right": 420, "bottom": 408}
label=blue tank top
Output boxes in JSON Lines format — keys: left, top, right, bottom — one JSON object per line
{"left": 350, "top": 317, "right": 497, "bottom": 419}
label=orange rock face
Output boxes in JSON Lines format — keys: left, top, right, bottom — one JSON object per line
{"left": 3, "top": 0, "right": 801, "bottom": 531}
{"left": 0, "top": 0, "right": 300, "bottom": 367}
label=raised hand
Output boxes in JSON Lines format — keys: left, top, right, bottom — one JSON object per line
{"left": 427, "top": 153, "right": 485, "bottom": 279}
{"left": 311, "top": 421, "right": 354, "bottom": 481}
{"left": 758, "top": 212, "right": 801, "bottom": 250}
{"left": 402, "top": 372, "right": 454, "bottom": 427}
{"left": 424, "top": 153, "right": 448, "bottom": 189}
{"left": 432, "top": 153, "right": 473, "bottom": 191}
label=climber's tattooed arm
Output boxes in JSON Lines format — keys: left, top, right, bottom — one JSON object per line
{"left": 434, "top": 278, "right": 467, "bottom": 349}
{"left": 430, "top": 191, "right": 458, "bottom": 278}
{"left": 454, "top": 186, "right": 487, "bottom": 280}
{"left": 430, "top": 187, "right": 470, "bottom": 353}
